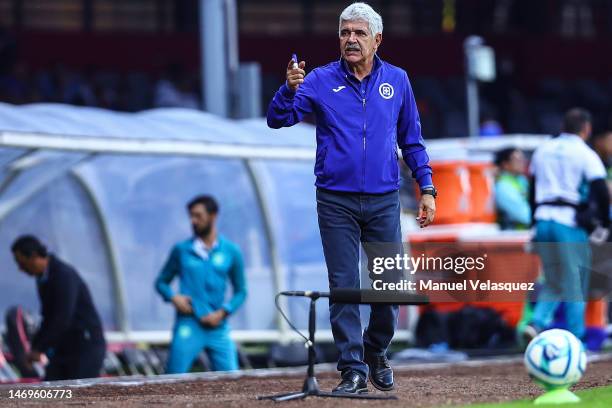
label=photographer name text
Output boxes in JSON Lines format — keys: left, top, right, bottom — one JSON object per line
{"left": 372, "top": 279, "right": 535, "bottom": 293}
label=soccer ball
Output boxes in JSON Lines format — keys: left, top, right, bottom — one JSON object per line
{"left": 524, "top": 329, "right": 587, "bottom": 390}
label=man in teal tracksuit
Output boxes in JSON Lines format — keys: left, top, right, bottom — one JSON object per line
{"left": 155, "top": 195, "right": 247, "bottom": 373}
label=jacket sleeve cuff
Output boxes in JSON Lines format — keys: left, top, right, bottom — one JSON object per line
{"left": 157, "top": 286, "right": 175, "bottom": 303}
{"left": 192, "top": 303, "right": 213, "bottom": 320}
{"left": 31, "top": 339, "right": 44, "bottom": 353}
{"left": 279, "top": 83, "right": 296, "bottom": 99}
{"left": 221, "top": 303, "right": 234, "bottom": 316}
{"left": 32, "top": 334, "right": 51, "bottom": 353}
{"left": 416, "top": 173, "right": 434, "bottom": 190}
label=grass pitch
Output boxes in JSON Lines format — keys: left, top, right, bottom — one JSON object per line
{"left": 466, "top": 385, "right": 612, "bottom": 408}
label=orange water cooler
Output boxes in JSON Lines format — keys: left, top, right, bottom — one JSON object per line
{"left": 468, "top": 161, "right": 496, "bottom": 223}
{"left": 417, "top": 161, "right": 472, "bottom": 224}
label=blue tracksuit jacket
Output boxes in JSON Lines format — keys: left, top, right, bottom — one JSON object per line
{"left": 267, "top": 54, "right": 433, "bottom": 194}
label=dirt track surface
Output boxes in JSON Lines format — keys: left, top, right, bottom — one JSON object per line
{"left": 1, "top": 358, "right": 612, "bottom": 408}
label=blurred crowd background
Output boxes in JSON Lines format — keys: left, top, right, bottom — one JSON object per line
{"left": 3, "top": 0, "right": 612, "bottom": 137}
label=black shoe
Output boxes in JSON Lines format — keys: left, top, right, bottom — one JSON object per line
{"left": 332, "top": 370, "right": 368, "bottom": 394}
{"left": 364, "top": 351, "right": 394, "bottom": 391}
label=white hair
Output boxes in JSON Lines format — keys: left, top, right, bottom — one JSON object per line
{"left": 338, "top": 2, "right": 383, "bottom": 37}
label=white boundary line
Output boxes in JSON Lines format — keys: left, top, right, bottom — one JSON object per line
{"left": 4, "top": 352, "right": 610, "bottom": 390}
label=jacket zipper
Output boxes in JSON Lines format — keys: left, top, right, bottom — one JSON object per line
{"left": 362, "top": 97, "right": 366, "bottom": 191}
{"left": 344, "top": 73, "right": 368, "bottom": 192}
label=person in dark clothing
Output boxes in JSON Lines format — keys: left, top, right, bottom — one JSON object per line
{"left": 11, "top": 235, "right": 106, "bottom": 381}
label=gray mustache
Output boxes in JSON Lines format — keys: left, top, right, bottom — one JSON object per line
{"left": 345, "top": 45, "right": 360, "bottom": 51}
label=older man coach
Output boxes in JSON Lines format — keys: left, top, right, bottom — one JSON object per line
{"left": 267, "top": 2, "right": 436, "bottom": 395}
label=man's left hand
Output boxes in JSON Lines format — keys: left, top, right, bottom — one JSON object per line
{"left": 200, "top": 309, "right": 227, "bottom": 328}
{"left": 417, "top": 194, "right": 436, "bottom": 228}
{"left": 25, "top": 350, "right": 44, "bottom": 371}
{"left": 27, "top": 350, "right": 43, "bottom": 363}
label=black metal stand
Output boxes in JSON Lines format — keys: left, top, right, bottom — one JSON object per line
{"left": 257, "top": 294, "right": 397, "bottom": 401}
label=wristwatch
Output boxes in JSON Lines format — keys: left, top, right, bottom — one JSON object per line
{"left": 421, "top": 186, "right": 438, "bottom": 198}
